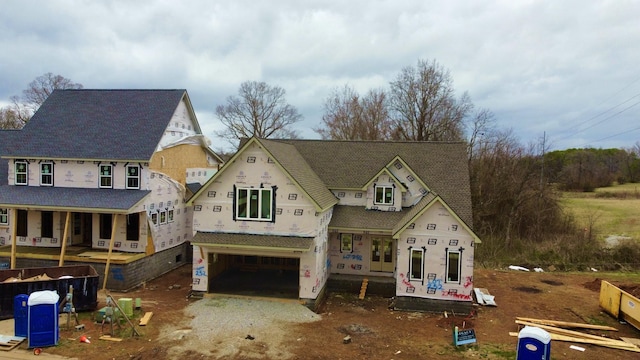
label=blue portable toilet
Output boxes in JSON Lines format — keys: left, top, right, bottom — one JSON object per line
{"left": 516, "top": 326, "right": 551, "bottom": 360}
{"left": 27, "top": 290, "right": 60, "bottom": 348}
{"left": 14, "top": 294, "right": 29, "bottom": 337}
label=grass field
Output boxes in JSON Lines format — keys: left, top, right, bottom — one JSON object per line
{"left": 561, "top": 182, "right": 640, "bottom": 242}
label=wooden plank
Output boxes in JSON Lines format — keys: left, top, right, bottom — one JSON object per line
{"left": 509, "top": 332, "right": 640, "bottom": 352}
{"left": 0, "top": 336, "right": 25, "bottom": 351}
{"left": 139, "top": 311, "right": 154, "bottom": 326}
{"left": 516, "top": 317, "right": 618, "bottom": 331}
{"left": 99, "top": 335, "right": 123, "bottom": 342}
{"left": 515, "top": 320, "right": 630, "bottom": 345}
{"left": 621, "top": 337, "right": 640, "bottom": 346}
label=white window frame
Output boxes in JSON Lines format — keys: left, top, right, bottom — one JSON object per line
{"left": 235, "top": 187, "right": 273, "bottom": 221}
{"left": 374, "top": 185, "right": 394, "bottom": 205}
{"left": 125, "top": 164, "right": 140, "bottom": 189}
{"left": 15, "top": 161, "right": 28, "bottom": 185}
{"left": 151, "top": 212, "right": 158, "bottom": 225}
{"left": 99, "top": 164, "right": 113, "bottom": 188}
{"left": 0, "top": 209, "right": 8, "bottom": 226}
{"left": 40, "top": 162, "right": 54, "bottom": 186}
{"left": 409, "top": 248, "right": 424, "bottom": 281}
{"left": 446, "top": 250, "right": 461, "bottom": 283}
{"left": 159, "top": 210, "right": 167, "bottom": 224}
{"left": 340, "top": 234, "right": 353, "bottom": 253}
{"left": 168, "top": 209, "right": 174, "bottom": 222}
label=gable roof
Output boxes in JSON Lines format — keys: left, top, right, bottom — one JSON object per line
{"left": 265, "top": 139, "right": 473, "bottom": 227}
{"left": 4, "top": 89, "right": 190, "bottom": 161}
{"left": 191, "top": 137, "right": 338, "bottom": 212}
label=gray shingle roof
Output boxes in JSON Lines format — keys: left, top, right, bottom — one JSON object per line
{"left": 192, "top": 232, "right": 314, "bottom": 251}
{"left": 258, "top": 139, "right": 338, "bottom": 211}
{"left": 6, "top": 89, "right": 188, "bottom": 161}
{"left": 329, "top": 205, "right": 407, "bottom": 232}
{"left": 0, "top": 186, "right": 150, "bottom": 213}
{"left": 265, "top": 139, "right": 473, "bottom": 228}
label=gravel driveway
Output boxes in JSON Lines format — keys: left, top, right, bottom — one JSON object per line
{"left": 159, "top": 296, "right": 321, "bottom": 359}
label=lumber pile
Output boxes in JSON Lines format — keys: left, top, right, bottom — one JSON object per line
{"left": 509, "top": 317, "right": 640, "bottom": 353}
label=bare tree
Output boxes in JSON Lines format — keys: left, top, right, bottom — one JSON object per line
{"left": 9, "top": 72, "right": 83, "bottom": 125}
{"left": 215, "top": 81, "right": 302, "bottom": 147}
{"left": 315, "top": 85, "right": 391, "bottom": 140}
{"left": 389, "top": 59, "right": 471, "bottom": 141}
{"left": 0, "top": 106, "right": 26, "bottom": 129}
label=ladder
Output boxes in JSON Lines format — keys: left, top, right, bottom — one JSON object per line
{"left": 359, "top": 278, "right": 369, "bottom": 300}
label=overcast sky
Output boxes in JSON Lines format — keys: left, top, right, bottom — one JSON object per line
{"left": 1, "top": 0, "right": 638, "bottom": 152}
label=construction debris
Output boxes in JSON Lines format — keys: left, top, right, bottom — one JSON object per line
{"left": 139, "top": 311, "right": 154, "bottom": 326}
{"left": 511, "top": 318, "right": 640, "bottom": 353}
{"left": 473, "top": 288, "right": 497, "bottom": 306}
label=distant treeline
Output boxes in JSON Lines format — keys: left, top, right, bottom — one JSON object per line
{"left": 545, "top": 147, "right": 640, "bottom": 192}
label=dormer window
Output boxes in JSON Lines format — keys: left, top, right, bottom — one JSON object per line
{"left": 374, "top": 185, "right": 394, "bottom": 205}
{"left": 126, "top": 165, "right": 140, "bottom": 189}
{"left": 15, "top": 161, "right": 28, "bottom": 185}
{"left": 99, "top": 164, "right": 113, "bottom": 188}
{"left": 40, "top": 162, "right": 54, "bottom": 186}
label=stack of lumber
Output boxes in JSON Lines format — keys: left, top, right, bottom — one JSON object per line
{"left": 509, "top": 317, "right": 640, "bottom": 353}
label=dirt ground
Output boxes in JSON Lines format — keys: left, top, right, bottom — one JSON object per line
{"left": 17, "top": 265, "right": 640, "bottom": 360}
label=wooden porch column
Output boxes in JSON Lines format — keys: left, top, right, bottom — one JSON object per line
{"left": 102, "top": 213, "right": 119, "bottom": 290}
{"left": 10, "top": 208, "right": 17, "bottom": 269}
{"left": 58, "top": 211, "right": 71, "bottom": 267}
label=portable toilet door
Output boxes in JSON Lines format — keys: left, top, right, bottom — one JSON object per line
{"left": 13, "top": 294, "right": 29, "bottom": 338}
{"left": 516, "top": 326, "right": 551, "bottom": 360}
{"left": 27, "top": 290, "right": 60, "bottom": 348}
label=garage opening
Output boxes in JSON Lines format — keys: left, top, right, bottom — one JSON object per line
{"left": 208, "top": 254, "right": 299, "bottom": 299}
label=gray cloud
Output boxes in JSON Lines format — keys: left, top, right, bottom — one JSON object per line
{"left": 1, "top": 0, "right": 638, "bottom": 150}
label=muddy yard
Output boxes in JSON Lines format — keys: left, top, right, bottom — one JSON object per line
{"left": 12, "top": 265, "right": 640, "bottom": 360}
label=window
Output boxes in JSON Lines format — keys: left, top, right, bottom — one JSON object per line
{"left": 159, "top": 210, "right": 167, "bottom": 224}
{"left": 340, "top": 234, "right": 353, "bottom": 252}
{"left": 17, "top": 210, "right": 28, "bottom": 237}
{"left": 100, "top": 214, "right": 112, "bottom": 239}
{"left": 99, "top": 165, "right": 113, "bottom": 188}
{"left": 374, "top": 185, "right": 394, "bottom": 205}
{"left": 151, "top": 212, "right": 158, "bottom": 225}
{"left": 236, "top": 188, "right": 273, "bottom": 221}
{"left": 15, "top": 161, "right": 28, "bottom": 185}
{"left": 446, "top": 250, "right": 461, "bottom": 283}
{"left": 0, "top": 209, "right": 8, "bottom": 225}
{"left": 126, "top": 214, "right": 139, "bottom": 241}
{"left": 40, "top": 163, "right": 53, "bottom": 186}
{"left": 168, "top": 209, "right": 174, "bottom": 222}
{"left": 41, "top": 211, "right": 53, "bottom": 238}
{"left": 410, "top": 248, "right": 424, "bottom": 280}
{"left": 126, "top": 165, "right": 140, "bottom": 189}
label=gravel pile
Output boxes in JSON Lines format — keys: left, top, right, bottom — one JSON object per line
{"left": 160, "top": 296, "right": 321, "bottom": 359}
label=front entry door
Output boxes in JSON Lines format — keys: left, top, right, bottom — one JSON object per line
{"left": 71, "top": 213, "right": 93, "bottom": 246}
{"left": 371, "top": 237, "right": 394, "bottom": 272}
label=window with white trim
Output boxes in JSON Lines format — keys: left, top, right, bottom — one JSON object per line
{"left": 0, "top": 209, "right": 8, "bottom": 226}
{"left": 235, "top": 187, "right": 273, "bottom": 221}
{"left": 410, "top": 248, "right": 424, "bottom": 281}
{"left": 159, "top": 210, "right": 167, "bottom": 224}
{"left": 168, "top": 209, "right": 174, "bottom": 222}
{"left": 40, "top": 162, "right": 53, "bottom": 186}
{"left": 15, "top": 161, "right": 28, "bottom": 185}
{"left": 374, "top": 185, "right": 394, "bottom": 205}
{"left": 126, "top": 164, "right": 140, "bottom": 189}
{"left": 99, "top": 165, "right": 113, "bottom": 188}
{"left": 446, "top": 250, "right": 461, "bottom": 283}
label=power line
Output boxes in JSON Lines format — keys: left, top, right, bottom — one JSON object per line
{"left": 580, "top": 124, "right": 640, "bottom": 147}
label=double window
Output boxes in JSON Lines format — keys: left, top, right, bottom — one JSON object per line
{"left": 40, "top": 162, "right": 54, "bottom": 186}
{"left": 235, "top": 187, "right": 273, "bottom": 221}
{"left": 374, "top": 185, "right": 394, "bottom": 205}
{"left": 0, "top": 209, "right": 8, "bottom": 226}
{"left": 15, "top": 161, "right": 28, "bottom": 185}
{"left": 99, "top": 165, "right": 113, "bottom": 188}
{"left": 126, "top": 165, "right": 140, "bottom": 189}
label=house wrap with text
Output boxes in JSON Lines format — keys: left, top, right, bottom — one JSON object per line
{"left": 188, "top": 137, "right": 480, "bottom": 312}
{"left": 0, "top": 89, "right": 222, "bottom": 290}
